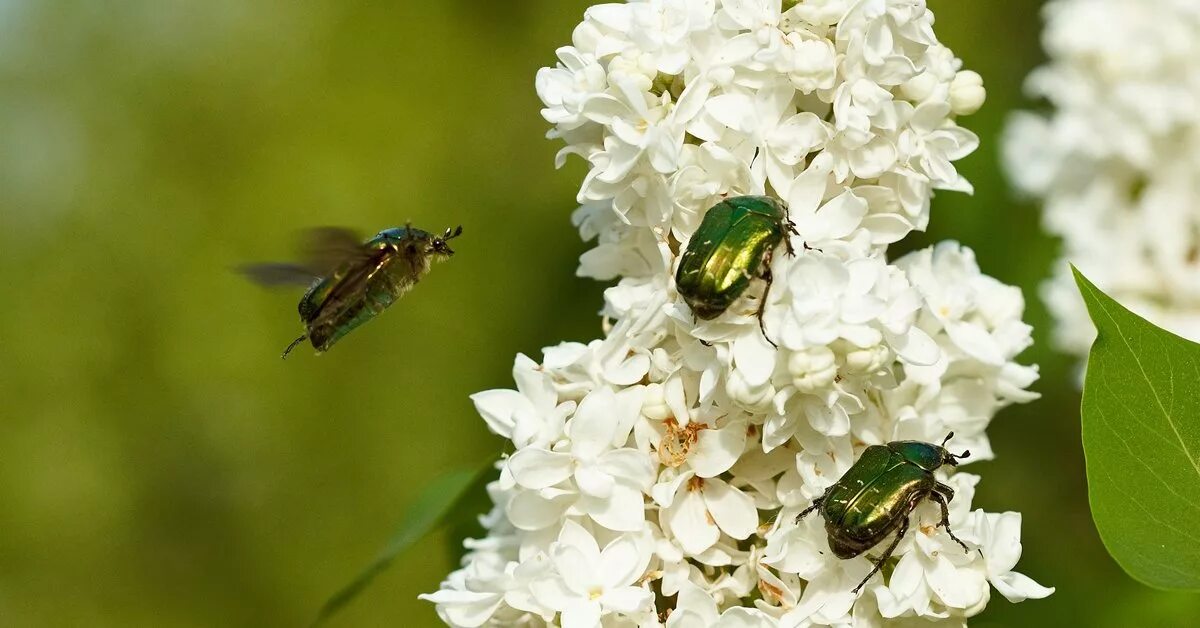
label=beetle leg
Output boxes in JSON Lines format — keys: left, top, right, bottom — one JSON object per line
{"left": 281, "top": 333, "right": 308, "bottom": 359}
{"left": 795, "top": 497, "right": 824, "bottom": 521}
{"left": 785, "top": 220, "right": 798, "bottom": 257}
{"left": 796, "top": 485, "right": 835, "bottom": 521}
{"left": 929, "top": 489, "right": 969, "bottom": 553}
{"left": 854, "top": 516, "right": 909, "bottom": 594}
{"left": 756, "top": 270, "right": 778, "bottom": 349}
{"left": 756, "top": 252, "right": 779, "bottom": 349}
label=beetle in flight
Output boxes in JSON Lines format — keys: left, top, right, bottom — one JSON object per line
{"left": 241, "top": 224, "right": 462, "bottom": 358}
{"left": 796, "top": 433, "right": 972, "bottom": 593}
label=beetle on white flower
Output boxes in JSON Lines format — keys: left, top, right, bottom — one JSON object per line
{"left": 426, "top": 1, "right": 1051, "bottom": 626}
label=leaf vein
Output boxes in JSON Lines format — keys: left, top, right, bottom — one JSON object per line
{"left": 1095, "top": 403, "right": 1200, "bottom": 514}
{"left": 1081, "top": 278, "right": 1200, "bottom": 479}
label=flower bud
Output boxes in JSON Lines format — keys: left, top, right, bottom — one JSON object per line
{"left": 642, "top": 382, "right": 672, "bottom": 421}
{"left": 843, "top": 344, "right": 892, "bottom": 375}
{"left": 788, "top": 347, "right": 837, "bottom": 392}
{"left": 726, "top": 369, "right": 776, "bottom": 411}
{"left": 900, "top": 71, "right": 939, "bottom": 103}
{"left": 950, "top": 70, "right": 986, "bottom": 115}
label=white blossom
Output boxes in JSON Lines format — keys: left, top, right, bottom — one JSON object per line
{"left": 427, "top": 1, "right": 1049, "bottom": 625}
{"left": 1004, "top": 0, "right": 1200, "bottom": 363}
{"left": 530, "top": 521, "right": 655, "bottom": 627}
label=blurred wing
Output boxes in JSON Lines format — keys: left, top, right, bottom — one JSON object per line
{"left": 238, "top": 263, "right": 319, "bottom": 287}
{"left": 300, "top": 227, "right": 369, "bottom": 275}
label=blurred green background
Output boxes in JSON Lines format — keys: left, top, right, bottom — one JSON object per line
{"left": 1, "top": 1, "right": 1197, "bottom": 626}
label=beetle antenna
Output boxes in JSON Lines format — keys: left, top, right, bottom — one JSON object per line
{"left": 443, "top": 225, "right": 463, "bottom": 241}
{"left": 941, "top": 432, "right": 955, "bottom": 447}
{"left": 281, "top": 334, "right": 307, "bottom": 359}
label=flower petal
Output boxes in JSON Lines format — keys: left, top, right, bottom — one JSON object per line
{"left": 991, "top": 571, "right": 1055, "bottom": 603}
{"left": 508, "top": 449, "right": 574, "bottom": 489}
{"left": 703, "top": 479, "right": 758, "bottom": 540}
{"left": 583, "top": 481, "right": 647, "bottom": 532}
{"left": 470, "top": 389, "right": 527, "bottom": 439}
{"left": 599, "top": 448, "right": 656, "bottom": 490}
{"left": 560, "top": 599, "right": 602, "bottom": 628}
{"left": 601, "top": 585, "right": 653, "bottom": 614}
{"left": 569, "top": 388, "right": 619, "bottom": 460}
{"left": 506, "top": 488, "right": 572, "bottom": 531}
{"left": 599, "top": 533, "right": 648, "bottom": 588}
{"left": 690, "top": 422, "right": 747, "bottom": 478}
{"left": 575, "top": 465, "right": 615, "bottom": 498}
{"left": 668, "top": 483, "right": 720, "bottom": 555}
{"left": 418, "top": 590, "right": 503, "bottom": 628}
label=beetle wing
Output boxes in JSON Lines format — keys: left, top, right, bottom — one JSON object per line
{"left": 822, "top": 445, "right": 894, "bottom": 526}
{"left": 711, "top": 210, "right": 783, "bottom": 287}
{"left": 240, "top": 226, "right": 366, "bottom": 287}
{"left": 676, "top": 202, "right": 738, "bottom": 318}
{"left": 238, "top": 263, "right": 320, "bottom": 287}
{"left": 841, "top": 463, "right": 929, "bottom": 539}
{"left": 299, "top": 227, "right": 370, "bottom": 276}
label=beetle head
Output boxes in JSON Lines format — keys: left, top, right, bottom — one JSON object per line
{"left": 429, "top": 225, "right": 463, "bottom": 257}
{"left": 940, "top": 432, "right": 971, "bottom": 467}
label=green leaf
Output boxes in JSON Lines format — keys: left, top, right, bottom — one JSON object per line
{"left": 311, "top": 460, "right": 495, "bottom": 626}
{"left": 1073, "top": 267, "right": 1200, "bottom": 591}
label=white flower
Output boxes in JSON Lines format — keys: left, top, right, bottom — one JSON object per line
{"left": 1004, "top": 0, "right": 1200, "bottom": 366}
{"left": 530, "top": 520, "right": 655, "bottom": 627}
{"left": 505, "top": 387, "right": 653, "bottom": 532}
{"left": 419, "top": 551, "right": 553, "bottom": 627}
{"left": 897, "top": 101, "right": 979, "bottom": 190}
{"left": 668, "top": 580, "right": 778, "bottom": 627}
{"left": 657, "top": 469, "right": 759, "bottom": 556}
{"left": 472, "top": 354, "right": 574, "bottom": 449}
{"left": 973, "top": 511, "right": 1056, "bottom": 603}
{"left": 782, "top": 34, "right": 838, "bottom": 94}
{"left": 537, "top": 47, "right": 608, "bottom": 131}
{"left": 702, "top": 84, "right": 831, "bottom": 196}
{"left": 427, "top": 2, "right": 1048, "bottom": 625}
{"left": 628, "top": 0, "right": 718, "bottom": 75}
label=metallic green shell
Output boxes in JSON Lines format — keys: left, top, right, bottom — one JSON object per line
{"left": 819, "top": 444, "right": 936, "bottom": 558}
{"left": 675, "top": 196, "right": 787, "bottom": 319}
{"left": 887, "top": 440, "right": 949, "bottom": 473}
{"left": 298, "top": 227, "right": 442, "bottom": 352}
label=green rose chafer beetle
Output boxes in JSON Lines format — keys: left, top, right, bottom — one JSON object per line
{"left": 241, "top": 224, "right": 462, "bottom": 358}
{"left": 797, "top": 433, "right": 972, "bottom": 593}
{"left": 675, "top": 195, "right": 798, "bottom": 346}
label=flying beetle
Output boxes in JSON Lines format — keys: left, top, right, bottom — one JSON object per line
{"left": 240, "top": 224, "right": 463, "bottom": 358}
{"left": 796, "top": 433, "right": 972, "bottom": 593}
{"left": 675, "top": 195, "right": 798, "bottom": 346}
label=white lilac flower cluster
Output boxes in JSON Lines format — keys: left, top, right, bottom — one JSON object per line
{"left": 1005, "top": 0, "right": 1200, "bottom": 359}
{"left": 424, "top": 1, "right": 1051, "bottom": 625}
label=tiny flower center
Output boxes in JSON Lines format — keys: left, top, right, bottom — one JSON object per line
{"left": 657, "top": 418, "right": 709, "bottom": 468}
{"left": 757, "top": 578, "right": 787, "bottom": 606}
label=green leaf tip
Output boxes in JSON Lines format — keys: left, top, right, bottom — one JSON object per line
{"left": 1073, "top": 268, "right": 1200, "bottom": 591}
{"left": 310, "top": 458, "right": 496, "bottom": 626}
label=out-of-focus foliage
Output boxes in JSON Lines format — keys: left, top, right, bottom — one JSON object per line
{"left": 315, "top": 462, "right": 493, "bottom": 626}
{"left": 1074, "top": 269, "right": 1200, "bottom": 591}
{"left": 0, "top": 1, "right": 1197, "bottom": 626}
